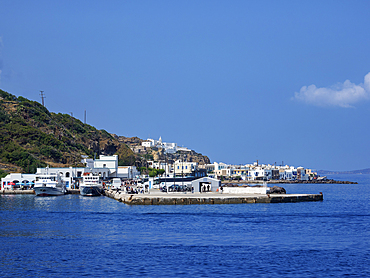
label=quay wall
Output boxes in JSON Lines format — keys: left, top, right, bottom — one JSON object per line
{"left": 0, "top": 189, "right": 35, "bottom": 194}
{"left": 222, "top": 180, "right": 357, "bottom": 184}
{"left": 0, "top": 189, "right": 80, "bottom": 195}
{"left": 104, "top": 190, "right": 323, "bottom": 205}
{"left": 222, "top": 186, "right": 269, "bottom": 194}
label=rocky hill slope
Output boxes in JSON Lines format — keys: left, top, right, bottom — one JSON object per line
{"left": 0, "top": 89, "right": 211, "bottom": 177}
{"left": 0, "top": 89, "right": 137, "bottom": 176}
{"left": 111, "top": 134, "right": 211, "bottom": 165}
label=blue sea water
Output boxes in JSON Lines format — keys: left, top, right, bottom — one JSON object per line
{"left": 1, "top": 174, "right": 370, "bottom": 277}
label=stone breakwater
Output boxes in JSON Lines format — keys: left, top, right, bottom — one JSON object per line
{"left": 104, "top": 190, "right": 323, "bottom": 205}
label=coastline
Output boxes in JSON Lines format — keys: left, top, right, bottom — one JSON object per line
{"left": 221, "top": 179, "right": 358, "bottom": 185}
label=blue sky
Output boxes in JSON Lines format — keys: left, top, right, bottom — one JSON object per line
{"left": 1, "top": 0, "right": 369, "bottom": 171}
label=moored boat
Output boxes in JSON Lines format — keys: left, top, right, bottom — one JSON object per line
{"left": 34, "top": 173, "right": 67, "bottom": 196}
{"left": 80, "top": 173, "right": 103, "bottom": 196}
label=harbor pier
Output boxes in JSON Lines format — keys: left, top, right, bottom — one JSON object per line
{"left": 0, "top": 189, "right": 35, "bottom": 194}
{"left": 0, "top": 189, "right": 80, "bottom": 195}
{"left": 104, "top": 189, "right": 323, "bottom": 205}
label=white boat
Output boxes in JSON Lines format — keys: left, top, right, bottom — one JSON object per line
{"left": 79, "top": 173, "right": 103, "bottom": 196}
{"left": 34, "top": 173, "right": 67, "bottom": 196}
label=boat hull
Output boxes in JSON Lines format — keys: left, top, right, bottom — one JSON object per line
{"left": 80, "top": 186, "right": 103, "bottom": 197}
{"left": 34, "top": 186, "right": 66, "bottom": 196}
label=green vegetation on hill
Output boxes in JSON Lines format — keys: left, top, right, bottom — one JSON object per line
{"left": 0, "top": 89, "right": 137, "bottom": 174}
{"left": 139, "top": 167, "right": 165, "bottom": 177}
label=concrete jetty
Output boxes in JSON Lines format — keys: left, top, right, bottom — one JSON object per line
{"left": 104, "top": 189, "right": 323, "bottom": 205}
{"left": 0, "top": 189, "right": 35, "bottom": 195}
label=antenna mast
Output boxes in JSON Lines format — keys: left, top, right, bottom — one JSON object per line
{"left": 40, "top": 91, "right": 45, "bottom": 106}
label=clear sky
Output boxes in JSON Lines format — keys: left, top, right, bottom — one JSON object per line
{"left": 1, "top": 0, "right": 369, "bottom": 171}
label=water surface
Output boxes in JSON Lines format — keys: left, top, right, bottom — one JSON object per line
{"left": 1, "top": 174, "right": 369, "bottom": 277}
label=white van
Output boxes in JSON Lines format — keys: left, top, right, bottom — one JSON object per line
{"left": 111, "top": 178, "right": 121, "bottom": 190}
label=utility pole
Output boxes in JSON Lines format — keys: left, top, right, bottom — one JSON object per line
{"left": 84, "top": 110, "right": 86, "bottom": 124}
{"left": 70, "top": 112, "right": 74, "bottom": 132}
{"left": 40, "top": 91, "right": 45, "bottom": 106}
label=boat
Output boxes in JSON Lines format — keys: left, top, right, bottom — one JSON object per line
{"left": 79, "top": 173, "right": 103, "bottom": 197}
{"left": 34, "top": 173, "right": 67, "bottom": 196}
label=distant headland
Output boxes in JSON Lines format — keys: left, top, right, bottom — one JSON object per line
{"left": 318, "top": 168, "right": 370, "bottom": 175}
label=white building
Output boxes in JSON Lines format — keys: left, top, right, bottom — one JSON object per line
{"left": 247, "top": 167, "right": 265, "bottom": 180}
{"left": 279, "top": 167, "right": 298, "bottom": 180}
{"left": 92, "top": 155, "right": 118, "bottom": 177}
{"left": 215, "top": 168, "right": 231, "bottom": 178}
{"left": 141, "top": 137, "right": 185, "bottom": 154}
{"left": 297, "top": 167, "right": 310, "bottom": 181}
{"left": 163, "top": 142, "right": 177, "bottom": 153}
{"left": 117, "top": 166, "right": 140, "bottom": 179}
{"left": 191, "top": 177, "right": 221, "bottom": 193}
{"left": 1, "top": 173, "right": 36, "bottom": 190}
{"left": 83, "top": 158, "right": 94, "bottom": 168}
{"left": 147, "top": 161, "right": 173, "bottom": 175}
{"left": 173, "top": 160, "right": 198, "bottom": 176}
{"left": 36, "top": 166, "right": 110, "bottom": 188}
{"left": 142, "top": 140, "right": 154, "bottom": 148}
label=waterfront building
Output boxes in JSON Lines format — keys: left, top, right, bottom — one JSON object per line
{"left": 247, "top": 167, "right": 266, "bottom": 181}
{"left": 231, "top": 168, "right": 248, "bottom": 178}
{"left": 191, "top": 177, "right": 221, "bottom": 193}
{"left": 199, "top": 163, "right": 216, "bottom": 173}
{"left": 1, "top": 173, "right": 36, "bottom": 190}
{"left": 205, "top": 161, "right": 314, "bottom": 182}
{"left": 297, "top": 167, "right": 311, "bottom": 181}
{"left": 33, "top": 155, "right": 138, "bottom": 188}
{"left": 215, "top": 167, "right": 232, "bottom": 178}
{"left": 91, "top": 155, "right": 119, "bottom": 177}
{"left": 173, "top": 160, "right": 206, "bottom": 178}
{"left": 279, "top": 167, "right": 298, "bottom": 180}
{"left": 36, "top": 166, "right": 110, "bottom": 188}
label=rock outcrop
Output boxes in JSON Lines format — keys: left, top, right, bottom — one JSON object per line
{"left": 269, "top": 186, "right": 286, "bottom": 194}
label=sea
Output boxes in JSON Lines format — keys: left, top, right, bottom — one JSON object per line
{"left": 1, "top": 174, "right": 369, "bottom": 277}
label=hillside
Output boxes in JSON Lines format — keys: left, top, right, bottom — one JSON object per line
{"left": 0, "top": 89, "right": 137, "bottom": 176}
{"left": 0, "top": 89, "right": 211, "bottom": 178}
{"left": 111, "top": 134, "right": 211, "bottom": 165}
